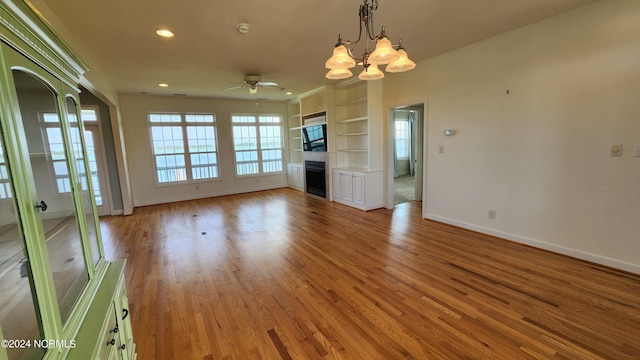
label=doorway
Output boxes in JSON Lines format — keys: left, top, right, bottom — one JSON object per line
{"left": 81, "top": 107, "right": 112, "bottom": 216}
{"left": 389, "top": 104, "right": 424, "bottom": 207}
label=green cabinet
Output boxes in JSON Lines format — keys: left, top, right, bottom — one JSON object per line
{"left": 0, "top": 1, "right": 135, "bottom": 359}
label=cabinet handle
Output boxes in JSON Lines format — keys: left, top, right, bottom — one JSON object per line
{"left": 122, "top": 309, "right": 129, "bottom": 320}
{"left": 35, "top": 200, "right": 48, "bottom": 212}
{"left": 107, "top": 339, "right": 115, "bottom": 346}
{"left": 111, "top": 325, "right": 118, "bottom": 333}
{"left": 120, "top": 344, "right": 126, "bottom": 350}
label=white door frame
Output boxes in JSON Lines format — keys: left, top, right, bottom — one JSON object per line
{"left": 386, "top": 102, "right": 426, "bottom": 210}
{"left": 82, "top": 106, "right": 113, "bottom": 216}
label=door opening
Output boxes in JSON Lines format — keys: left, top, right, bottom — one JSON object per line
{"left": 388, "top": 104, "right": 424, "bottom": 208}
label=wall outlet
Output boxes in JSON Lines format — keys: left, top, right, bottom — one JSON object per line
{"left": 635, "top": 143, "right": 640, "bottom": 157}
{"left": 488, "top": 210, "right": 496, "bottom": 219}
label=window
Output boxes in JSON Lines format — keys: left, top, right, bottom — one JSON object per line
{"left": 232, "top": 114, "right": 283, "bottom": 176}
{"left": 149, "top": 113, "right": 218, "bottom": 184}
{"left": 395, "top": 120, "right": 410, "bottom": 160}
{"left": 80, "top": 107, "right": 103, "bottom": 206}
{"left": 43, "top": 113, "right": 72, "bottom": 193}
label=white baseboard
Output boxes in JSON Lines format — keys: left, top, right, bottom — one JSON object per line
{"left": 425, "top": 213, "right": 640, "bottom": 275}
{"left": 133, "top": 185, "right": 287, "bottom": 208}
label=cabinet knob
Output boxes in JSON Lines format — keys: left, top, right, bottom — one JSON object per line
{"left": 120, "top": 344, "right": 126, "bottom": 350}
{"left": 35, "top": 200, "right": 48, "bottom": 212}
{"left": 107, "top": 339, "right": 115, "bottom": 346}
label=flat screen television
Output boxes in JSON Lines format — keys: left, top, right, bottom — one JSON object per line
{"left": 302, "top": 124, "right": 327, "bottom": 152}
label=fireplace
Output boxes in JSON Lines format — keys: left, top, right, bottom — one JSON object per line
{"left": 305, "top": 161, "right": 326, "bottom": 198}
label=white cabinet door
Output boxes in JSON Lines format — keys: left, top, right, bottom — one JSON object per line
{"left": 287, "top": 163, "right": 304, "bottom": 191}
{"left": 332, "top": 170, "right": 354, "bottom": 202}
{"left": 340, "top": 172, "right": 353, "bottom": 202}
{"left": 352, "top": 173, "right": 365, "bottom": 206}
{"left": 332, "top": 170, "right": 343, "bottom": 200}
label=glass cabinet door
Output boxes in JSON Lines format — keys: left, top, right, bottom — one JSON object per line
{"left": 0, "top": 125, "right": 45, "bottom": 360}
{"left": 65, "top": 97, "right": 102, "bottom": 267}
{"left": 12, "top": 70, "right": 89, "bottom": 325}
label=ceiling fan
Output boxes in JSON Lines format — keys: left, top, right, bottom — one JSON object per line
{"left": 222, "top": 74, "right": 284, "bottom": 94}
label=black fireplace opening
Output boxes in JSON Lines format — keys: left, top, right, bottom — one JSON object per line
{"left": 305, "top": 161, "right": 326, "bottom": 198}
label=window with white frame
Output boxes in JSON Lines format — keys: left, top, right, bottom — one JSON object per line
{"left": 395, "top": 120, "right": 410, "bottom": 160}
{"left": 80, "top": 107, "right": 103, "bottom": 206}
{"left": 43, "top": 113, "right": 73, "bottom": 193}
{"left": 149, "top": 113, "right": 218, "bottom": 184}
{"left": 231, "top": 114, "right": 283, "bottom": 176}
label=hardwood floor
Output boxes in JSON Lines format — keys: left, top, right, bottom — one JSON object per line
{"left": 99, "top": 188, "right": 640, "bottom": 359}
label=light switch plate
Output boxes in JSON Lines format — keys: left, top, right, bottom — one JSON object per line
{"left": 611, "top": 144, "right": 622, "bottom": 156}
{"left": 635, "top": 143, "right": 640, "bottom": 157}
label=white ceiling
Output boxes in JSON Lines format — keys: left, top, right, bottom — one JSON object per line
{"left": 35, "top": 0, "right": 598, "bottom": 101}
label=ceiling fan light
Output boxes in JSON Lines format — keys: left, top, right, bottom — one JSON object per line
{"left": 325, "top": 45, "right": 356, "bottom": 69}
{"left": 358, "top": 64, "right": 384, "bottom": 80}
{"left": 368, "top": 37, "right": 399, "bottom": 65}
{"left": 325, "top": 68, "right": 353, "bottom": 80}
{"left": 385, "top": 49, "right": 416, "bottom": 73}
{"left": 249, "top": 87, "right": 257, "bottom": 94}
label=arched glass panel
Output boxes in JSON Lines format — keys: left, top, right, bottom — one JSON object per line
{"left": 12, "top": 70, "right": 89, "bottom": 324}
{"left": 0, "top": 116, "right": 45, "bottom": 359}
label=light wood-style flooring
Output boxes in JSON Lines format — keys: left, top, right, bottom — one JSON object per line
{"left": 99, "top": 188, "right": 640, "bottom": 359}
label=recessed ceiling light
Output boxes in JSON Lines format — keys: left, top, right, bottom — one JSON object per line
{"left": 156, "top": 29, "right": 174, "bottom": 38}
{"left": 286, "top": 92, "right": 293, "bottom": 95}
{"left": 159, "top": 83, "right": 169, "bottom": 87}
{"left": 237, "top": 23, "right": 250, "bottom": 34}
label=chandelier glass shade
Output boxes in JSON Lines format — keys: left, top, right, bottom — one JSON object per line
{"left": 386, "top": 48, "right": 416, "bottom": 73}
{"left": 325, "top": 0, "right": 415, "bottom": 80}
{"left": 358, "top": 63, "right": 384, "bottom": 80}
{"left": 326, "top": 68, "right": 354, "bottom": 80}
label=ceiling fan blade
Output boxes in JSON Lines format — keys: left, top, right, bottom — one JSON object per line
{"left": 257, "top": 83, "right": 284, "bottom": 91}
{"left": 221, "top": 85, "right": 245, "bottom": 91}
{"left": 258, "top": 81, "right": 278, "bottom": 86}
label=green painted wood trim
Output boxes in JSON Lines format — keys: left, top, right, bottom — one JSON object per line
{"left": 65, "top": 260, "right": 125, "bottom": 360}
{"left": 0, "top": 0, "right": 87, "bottom": 81}
{"left": 0, "top": 326, "right": 7, "bottom": 360}
{"left": 0, "top": 41, "right": 64, "bottom": 345}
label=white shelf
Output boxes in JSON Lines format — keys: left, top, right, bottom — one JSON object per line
{"left": 337, "top": 132, "right": 367, "bottom": 136}
{"left": 301, "top": 110, "right": 326, "bottom": 118}
{"left": 338, "top": 116, "right": 368, "bottom": 123}
{"left": 337, "top": 149, "right": 368, "bottom": 152}
{"left": 289, "top": 126, "right": 302, "bottom": 131}
{"left": 336, "top": 97, "right": 367, "bottom": 107}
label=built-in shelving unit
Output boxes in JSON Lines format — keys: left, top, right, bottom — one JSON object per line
{"left": 331, "top": 79, "right": 384, "bottom": 210}
{"left": 334, "top": 79, "right": 383, "bottom": 171}
{"left": 287, "top": 100, "right": 302, "bottom": 165}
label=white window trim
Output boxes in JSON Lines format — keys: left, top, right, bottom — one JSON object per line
{"left": 231, "top": 113, "right": 285, "bottom": 178}
{"left": 395, "top": 120, "right": 410, "bottom": 160}
{"left": 148, "top": 112, "right": 220, "bottom": 186}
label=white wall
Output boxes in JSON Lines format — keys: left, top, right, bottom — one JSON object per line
{"left": 385, "top": 0, "right": 640, "bottom": 273}
{"left": 119, "top": 94, "right": 288, "bottom": 207}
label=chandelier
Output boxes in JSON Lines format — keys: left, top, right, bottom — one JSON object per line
{"left": 325, "top": 0, "right": 416, "bottom": 81}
